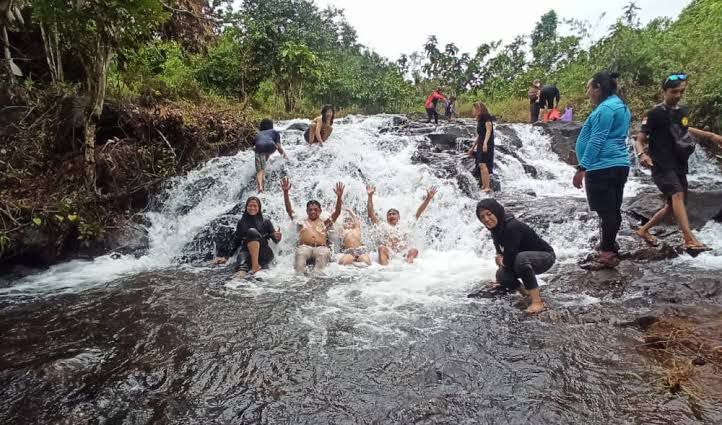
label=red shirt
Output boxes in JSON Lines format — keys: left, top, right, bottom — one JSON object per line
{"left": 425, "top": 91, "right": 446, "bottom": 109}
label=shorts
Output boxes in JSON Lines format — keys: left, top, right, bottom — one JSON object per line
{"left": 255, "top": 152, "right": 270, "bottom": 172}
{"left": 475, "top": 144, "right": 495, "bottom": 174}
{"left": 652, "top": 168, "right": 688, "bottom": 199}
{"left": 343, "top": 246, "right": 367, "bottom": 259}
{"left": 294, "top": 245, "right": 331, "bottom": 271}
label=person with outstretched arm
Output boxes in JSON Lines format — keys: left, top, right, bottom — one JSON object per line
{"left": 213, "top": 196, "right": 282, "bottom": 278}
{"left": 304, "top": 105, "right": 335, "bottom": 145}
{"left": 338, "top": 209, "right": 372, "bottom": 266}
{"left": 424, "top": 88, "right": 446, "bottom": 125}
{"left": 476, "top": 199, "right": 555, "bottom": 315}
{"left": 254, "top": 118, "right": 287, "bottom": 193}
{"left": 281, "top": 176, "right": 344, "bottom": 273}
{"left": 367, "top": 184, "right": 437, "bottom": 265}
{"left": 573, "top": 71, "right": 631, "bottom": 269}
{"left": 634, "top": 73, "right": 722, "bottom": 252}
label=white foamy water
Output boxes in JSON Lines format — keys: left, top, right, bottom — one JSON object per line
{"left": 3, "top": 115, "right": 720, "bottom": 311}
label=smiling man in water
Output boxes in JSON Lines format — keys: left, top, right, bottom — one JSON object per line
{"left": 281, "top": 176, "right": 345, "bottom": 273}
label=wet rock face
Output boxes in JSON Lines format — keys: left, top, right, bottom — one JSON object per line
{"left": 286, "top": 122, "right": 309, "bottom": 132}
{"left": 625, "top": 190, "right": 722, "bottom": 229}
{"left": 535, "top": 121, "right": 582, "bottom": 165}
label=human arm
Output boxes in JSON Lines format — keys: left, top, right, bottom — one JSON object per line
{"left": 314, "top": 117, "right": 323, "bottom": 145}
{"left": 635, "top": 132, "right": 653, "bottom": 168}
{"left": 281, "top": 176, "right": 295, "bottom": 220}
{"left": 326, "top": 182, "right": 345, "bottom": 226}
{"left": 366, "top": 185, "right": 379, "bottom": 225}
{"left": 276, "top": 144, "right": 288, "bottom": 159}
{"left": 262, "top": 219, "right": 282, "bottom": 243}
{"left": 500, "top": 228, "right": 523, "bottom": 268}
{"left": 689, "top": 127, "right": 722, "bottom": 145}
{"left": 415, "top": 186, "right": 438, "bottom": 220}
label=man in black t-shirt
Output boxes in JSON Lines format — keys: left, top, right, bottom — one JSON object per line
{"left": 635, "top": 73, "right": 722, "bottom": 252}
{"left": 538, "top": 84, "right": 560, "bottom": 121}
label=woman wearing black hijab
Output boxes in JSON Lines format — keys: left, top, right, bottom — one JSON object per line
{"left": 476, "top": 199, "right": 555, "bottom": 314}
{"left": 214, "top": 197, "right": 282, "bottom": 277}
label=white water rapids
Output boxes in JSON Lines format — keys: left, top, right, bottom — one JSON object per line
{"left": 3, "top": 115, "right": 722, "bottom": 306}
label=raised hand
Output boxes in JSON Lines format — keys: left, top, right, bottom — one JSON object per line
{"left": 426, "top": 186, "right": 438, "bottom": 200}
{"left": 366, "top": 184, "right": 376, "bottom": 196}
{"left": 334, "top": 182, "right": 345, "bottom": 197}
{"left": 281, "top": 176, "right": 291, "bottom": 192}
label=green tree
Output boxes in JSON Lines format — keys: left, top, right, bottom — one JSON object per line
{"left": 275, "top": 41, "right": 319, "bottom": 112}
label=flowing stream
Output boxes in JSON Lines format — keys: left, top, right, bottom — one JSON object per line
{"left": 1, "top": 116, "right": 721, "bottom": 424}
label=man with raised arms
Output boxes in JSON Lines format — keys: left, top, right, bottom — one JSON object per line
{"left": 337, "top": 209, "right": 372, "bottom": 266}
{"left": 366, "top": 184, "right": 438, "bottom": 265}
{"left": 281, "top": 176, "right": 345, "bottom": 273}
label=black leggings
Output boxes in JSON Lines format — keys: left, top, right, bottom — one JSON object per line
{"left": 426, "top": 107, "right": 439, "bottom": 124}
{"left": 497, "top": 251, "right": 556, "bottom": 291}
{"left": 585, "top": 166, "right": 629, "bottom": 252}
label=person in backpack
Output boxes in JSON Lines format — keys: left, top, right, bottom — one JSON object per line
{"left": 424, "top": 88, "right": 446, "bottom": 124}
{"left": 254, "top": 118, "right": 287, "bottom": 193}
{"left": 634, "top": 73, "right": 722, "bottom": 252}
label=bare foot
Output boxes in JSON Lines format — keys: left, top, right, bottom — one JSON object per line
{"left": 482, "top": 188, "right": 492, "bottom": 194}
{"left": 635, "top": 229, "right": 659, "bottom": 246}
{"left": 683, "top": 241, "right": 710, "bottom": 253}
{"left": 526, "top": 301, "right": 545, "bottom": 314}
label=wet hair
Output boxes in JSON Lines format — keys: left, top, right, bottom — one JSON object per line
{"left": 306, "top": 200, "right": 321, "bottom": 209}
{"left": 320, "top": 105, "right": 335, "bottom": 126}
{"left": 245, "top": 196, "right": 262, "bottom": 213}
{"left": 473, "top": 102, "right": 490, "bottom": 119}
{"left": 590, "top": 71, "right": 621, "bottom": 102}
{"left": 259, "top": 118, "right": 274, "bottom": 131}
{"left": 387, "top": 208, "right": 400, "bottom": 216}
{"left": 662, "top": 73, "right": 687, "bottom": 90}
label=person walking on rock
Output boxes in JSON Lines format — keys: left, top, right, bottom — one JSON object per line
{"left": 476, "top": 199, "right": 555, "bottom": 315}
{"left": 528, "top": 79, "right": 542, "bottom": 123}
{"left": 634, "top": 73, "right": 722, "bottom": 252}
{"left": 424, "top": 88, "right": 446, "bottom": 125}
{"left": 253, "top": 118, "right": 287, "bottom": 193}
{"left": 573, "top": 71, "right": 631, "bottom": 268}
{"left": 467, "top": 102, "right": 495, "bottom": 193}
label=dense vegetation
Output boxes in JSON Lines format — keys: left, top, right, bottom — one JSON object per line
{"left": 1, "top": 0, "right": 721, "bottom": 266}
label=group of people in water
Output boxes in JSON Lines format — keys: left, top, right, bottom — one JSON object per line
{"left": 217, "top": 70, "right": 722, "bottom": 315}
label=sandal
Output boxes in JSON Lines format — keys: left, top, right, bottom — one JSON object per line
{"left": 635, "top": 230, "right": 660, "bottom": 247}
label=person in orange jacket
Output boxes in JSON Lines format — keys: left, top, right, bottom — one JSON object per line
{"left": 424, "top": 88, "right": 446, "bottom": 124}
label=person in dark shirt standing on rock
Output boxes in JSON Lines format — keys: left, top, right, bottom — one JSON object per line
{"left": 476, "top": 199, "right": 556, "bottom": 315}
{"left": 538, "top": 84, "right": 560, "bottom": 122}
{"left": 213, "top": 196, "right": 282, "bottom": 278}
{"left": 254, "top": 119, "right": 287, "bottom": 193}
{"left": 528, "top": 79, "right": 542, "bottom": 123}
{"left": 424, "top": 88, "right": 446, "bottom": 125}
{"left": 467, "top": 102, "right": 495, "bottom": 193}
{"left": 573, "top": 71, "right": 631, "bottom": 269}
{"left": 635, "top": 73, "right": 722, "bottom": 252}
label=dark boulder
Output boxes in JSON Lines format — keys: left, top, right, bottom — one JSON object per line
{"left": 495, "top": 124, "right": 523, "bottom": 149}
{"left": 286, "top": 122, "right": 309, "bottom": 132}
{"left": 625, "top": 190, "right": 722, "bottom": 229}
{"left": 426, "top": 133, "right": 457, "bottom": 150}
{"left": 535, "top": 121, "right": 582, "bottom": 165}
{"left": 179, "top": 215, "right": 237, "bottom": 263}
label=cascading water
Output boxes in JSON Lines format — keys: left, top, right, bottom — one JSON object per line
{"left": 2, "top": 116, "right": 722, "bottom": 424}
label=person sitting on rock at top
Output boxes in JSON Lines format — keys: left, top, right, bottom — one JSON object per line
{"left": 304, "top": 104, "right": 335, "bottom": 145}
{"left": 253, "top": 118, "right": 287, "bottom": 193}
{"left": 213, "top": 196, "right": 282, "bottom": 278}
{"left": 634, "top": 72, "right": 722, "bottom": 252}
{"left": 467, "top": 101, "right": 495, "bottom": 193}
{"left": 528, "top": 79, "right": 542, "bottom": 123}
{"left": 337, "top": 209, "right": 372, "bottom": 266}
{"left": 538, "top": 83, "right": 560, "bottom": 122}
{"left": 424, "top": 87, "right": 447, "bottom": 125}
{"left": 366, "top": 184, "right": 438, "bottom": 265}
{"left": 444, "top": 96, "right": 457, "bottom": 121}
{"left": 476, "top": 199, "right": 556, "bottom": 315}
{"left": 281, "top": 176, "right": 344, "bottom": 273}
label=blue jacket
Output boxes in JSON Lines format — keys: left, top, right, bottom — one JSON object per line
{"left": 575, "top": 95, "right": 631, "bottom": 171}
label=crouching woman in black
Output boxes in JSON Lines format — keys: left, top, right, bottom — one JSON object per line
{"left": 476, "top": 199, "right": 555, "bottom": 314}
{"left": 214, "top": 196, "right": 282, "bottom": 278}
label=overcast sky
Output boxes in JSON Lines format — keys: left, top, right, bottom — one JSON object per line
{"left": 314, "top": 0, "right": 691, "bottom": 60}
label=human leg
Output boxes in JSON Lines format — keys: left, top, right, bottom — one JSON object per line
{"left": 294, "top": 245, "right": 313, "bottom": 272}
{"left": 479, "top": 163, "right": 491, "bottom": 193}
{"left": 358, "top": 253, "right": 372, "bottom": 265}
{"left": 311, "top": 247, "right": 331, "bottom": 271}
{"left": 636, "top": 203, "right": 671, "bottom": 245}
{"left": 405, "top": 248, "right": 419, "bottom": 264}
{"left": 670, "top": 192, "right": 703, "bottom": 248}
{"left": 496, "top": 266, "right": 522, "bottom": 292}
{"left": 338, "top": 254, "right": 354, "bottom": 265}
{"left": 378, "top": 245, "right": 390, "bottom": 265}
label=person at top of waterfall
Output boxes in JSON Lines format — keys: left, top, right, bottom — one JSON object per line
{"left": 254, "top": 118, "right": 287, "bottom": 193}
{"left": 281, "top": 176, "right": 345, "bottom": 273}
{"left": 366, "top": 184, "right": 438, "bottom": 265}
{"left": 528, "top": 79, "right": 542, "bottom": 123}
{"left": 476, "top": 199, "right": 555, "bottom": 314}
{"left": 634, "top": 73, "right": 722, "bottom": 252}
{"left": 573, "top": 71, "right": 631, "bottom": 269}
{"left": 213, "top": 196, "right": 282, "bottom": 278}
{"left": 337, "top": 209, "right": 372, "bottom": 266}
{"left": 538, "top": 84, "right": 560, "bottom": 122}
{"left": 467, "top": 102, "right": 495, "bottom": 193}
{"left": 444, "top": 96, "right": 457, "bottom": 121}
{"left": 424, "top": 88, "right": 446, "bottom": 125}
{"left": 304, "top": 104, "right": 335, "bottom": 145}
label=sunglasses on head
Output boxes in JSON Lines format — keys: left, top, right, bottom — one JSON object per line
{"left": 665, "top": 73, "right": 687, "bottom": 83}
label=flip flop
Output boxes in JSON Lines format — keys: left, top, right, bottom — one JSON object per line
{"left": 635, "top": 230, "right": 660, "bottom": 247}
{"left": 683, "top": 244, "right": 712, "bottom": 254}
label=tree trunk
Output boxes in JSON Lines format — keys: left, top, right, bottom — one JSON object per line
{"left": 82, "top": 40, "right": 113, "bottom": 194}
{"left": 2, "top": 24, "right": 15, "bottom": 85}
{"left": 40, "top": 22, "right": 63, "bottom": 83}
